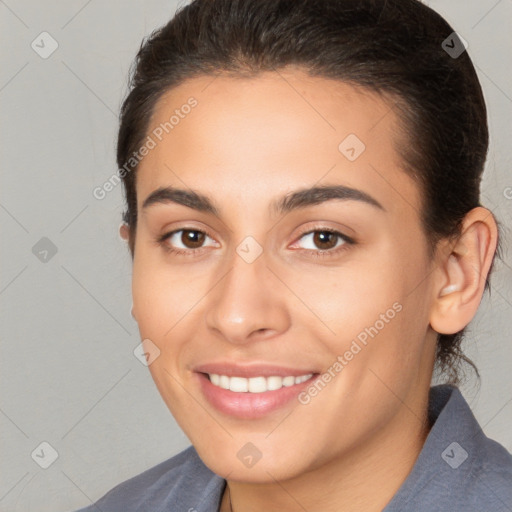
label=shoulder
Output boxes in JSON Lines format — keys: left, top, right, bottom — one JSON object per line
{"left": 462, "top": 434, "right": 512, "bottom": 509}
{"left": 444, "top": 386, "right": 512, "bottom": 509}
{"left": 385, "top": 385, "right": 512, "bottom": 511}
{"left": 71, "top": 445, "right": 226, "bottom": 512}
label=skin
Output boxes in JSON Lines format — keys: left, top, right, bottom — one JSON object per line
{"left": 120, "top": 67, "right": 497, "bottom": 512}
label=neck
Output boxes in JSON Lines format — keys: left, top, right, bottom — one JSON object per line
{"left": 221, "top": 389, "right": 432, "bottom": 512}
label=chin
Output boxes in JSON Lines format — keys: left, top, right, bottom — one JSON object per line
{"left": 193, "top": 436, "right": 310, "bottom": 483}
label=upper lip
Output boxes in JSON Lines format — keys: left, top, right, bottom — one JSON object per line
{"left": 194, "top": 362, "right": 318, "bottom": 378}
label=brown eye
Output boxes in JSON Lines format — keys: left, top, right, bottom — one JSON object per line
{"left": 158, "top": 228, "right": 217, "bottom": 255}
{"left": 291, "top": 227, "right": 355, "bottom": 257}
{"left": 297, "top": 229, "right": 347, "bottom": 251}
{"left": 181, "top": 229, "right": 206, "bottom": 249}
{"left": 312, "top": 231, "right": 338, "bottom": 250}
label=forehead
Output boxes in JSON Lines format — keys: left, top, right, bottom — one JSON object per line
{"left": 147, "top": 69, "right": 398, "bottom": 155}
{"left": 136, "top": 68, "right": 420, "bottom": 219}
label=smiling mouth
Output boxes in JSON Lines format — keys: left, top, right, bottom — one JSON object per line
{"left": 205, "top": 373, "right": 315, "bottom": 393}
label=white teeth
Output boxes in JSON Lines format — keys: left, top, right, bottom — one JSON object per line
{"left": 282, "top": 376, "right": 295, "bottom": 387}
{"left": 219, "top": 375, "right": 230, "bottom": 389}
{"left": 229, "top": 376, "right": 248, "bottom": 392}
{"left": 208, "top": 373, "right": 313, "bottom": 392}
{"left": 267, "top": 376, "right": 282, "bottom": 391}
{"left": 248, "top": 376, "right": 267, "bottom": 393}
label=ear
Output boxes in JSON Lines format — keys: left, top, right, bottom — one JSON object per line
{"left": 429, "top": 207, "right": 498, "bottom": 335}
{"left": 119, "top": 222, "right": 130, "bottom": 241}
{"left": 119, "top": 223, "right": 136, "bottom": 319}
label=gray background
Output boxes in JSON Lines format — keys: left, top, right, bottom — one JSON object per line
{"left": 0, "top": 1, "right": 511, "bottom": 510}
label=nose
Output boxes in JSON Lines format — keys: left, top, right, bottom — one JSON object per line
{"left": 205, "top": 248, "right": 291, "bottom": 345}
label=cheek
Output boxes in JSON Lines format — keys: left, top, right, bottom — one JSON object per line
{"left": 131, "top": 249, "right": 204, "bottom": 338}
{"left": 132, "top": 268, "right": 169, "bottom": 339}
{"left": 286, "top": 254, "right": 401, "bottom": 339}
{"left": 299, "top": 246, "right": 430, "bottom": 374}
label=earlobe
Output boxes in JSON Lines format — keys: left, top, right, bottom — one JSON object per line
{"left": 119, "top": 222, "right": 130, "bottom": 241}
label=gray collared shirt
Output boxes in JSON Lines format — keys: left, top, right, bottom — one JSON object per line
{"left": 74, "top": 385, "right": 512, "bottom": 511}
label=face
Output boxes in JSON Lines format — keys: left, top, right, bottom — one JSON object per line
{"left": 130, "top": 68, "right": 438, "bottom": 482}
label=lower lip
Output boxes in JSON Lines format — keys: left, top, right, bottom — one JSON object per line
{"left": 197, "top": 372, "right": 318, "bottom": 419}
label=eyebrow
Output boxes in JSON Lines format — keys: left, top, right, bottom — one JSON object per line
{"left": 141, "top": 184, "right": 385, "bottom": 216}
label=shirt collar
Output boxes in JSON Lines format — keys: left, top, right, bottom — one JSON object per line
{"left": 383, "top": 384, "right": 486, "bottom": 510}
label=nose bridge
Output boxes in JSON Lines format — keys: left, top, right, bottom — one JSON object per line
{"left": 205, "top": 242, "right": 289, "bottom": 343}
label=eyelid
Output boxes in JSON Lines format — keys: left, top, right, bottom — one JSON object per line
{"left": 167, "top": 229, "right": 217, "bottom": 247}
{"left": 157, "top": 223, "right": 356, "bottom": 257}
{"left": 289, "top": 225, "right": 355, "bottom": 251}
{"left": 157, "top": 226, "right": 218, "bottom": 247}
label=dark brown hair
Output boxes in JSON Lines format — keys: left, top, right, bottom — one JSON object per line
{"left": 116, "top": 0, "right": 500, "bottom": 385}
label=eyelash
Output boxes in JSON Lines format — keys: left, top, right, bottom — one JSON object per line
{"left": 155, "top": 225, "right": 356, "bottom": 259}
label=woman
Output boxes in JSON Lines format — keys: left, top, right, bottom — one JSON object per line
{"left": 76, "top": 0, "right": 512, "bottom": 510}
